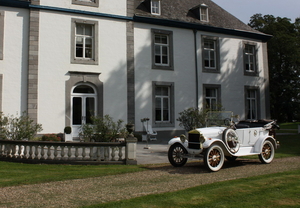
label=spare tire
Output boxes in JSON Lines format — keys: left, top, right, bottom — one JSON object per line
{"left": 222, "top": 129, "right": 240, "bottom": 153}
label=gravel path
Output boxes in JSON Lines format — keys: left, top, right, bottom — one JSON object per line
{"left": 1, "top": 156, "right": 300, "bottom": 208}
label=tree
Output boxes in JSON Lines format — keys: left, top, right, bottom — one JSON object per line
{"left": 249, "top": 14, "right": 300, "bottom": 121}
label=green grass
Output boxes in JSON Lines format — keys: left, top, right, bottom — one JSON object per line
{"left": 0, "top": 162, "right": 146, "bottom": 187}
{"left": 276, "top": 134, "right": 300, "bottom": 157}
{"left": 84, "top": 169, "right": 300, "bottom": 208}
{"left": 278, "top": 122, "right": 300, "bottom": 130}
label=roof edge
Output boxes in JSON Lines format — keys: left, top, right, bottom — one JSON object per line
{"left": 0, "top": 0, "right": 30, "bottom": 8}
{"left": 134, "top": 15, "right": 272, "bottom": 42}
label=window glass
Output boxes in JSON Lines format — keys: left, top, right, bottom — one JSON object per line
{"left": 75, "top": 23, "right": 94, "bottom": 59}
{"left": 155, "top": 86, "right": 170, "bottom": 122}
{"left": 244, "top": 44, "right": 256, "bottom": 74}
{"left": 154, "top": 34, "right": 169, "bottom": 66}
{"left": 151, "top": 0, "right": 160, "bottom": 15}
{"left": 73, "top": 85, "right": 95, "bottom": 94}
{"left": 204, "top": 86, "right": 221, "bottom": 111}
{"left": 200, "top": 7, "right": 208, "bottom": 22}
{"left": 246, "top": 89, "right": 257, "bottom": 119}
{"left": 72, "top": 0, "right": 98, "bottom": 7}
{"left": 202, "top": 37, "right": 219, "bottom": 72}
{"left": 72, "top": 97, "right": 82, "bottom": 125}
{"left": 152, "top": 29, "right": 173, "bottom": 70}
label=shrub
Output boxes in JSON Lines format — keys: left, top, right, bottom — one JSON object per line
{"left": 177, "top": 108, "right": 207, "bottom": 131}
{"left": 79, "top": 115, "right": 127, "bottom": 142}
{"left": 64, "top": 126, "right": 72, "bottom": 134}
{"left": 0, "top": 112, "right": 43, "bottom": 140}
{"left": 41, "top": 134, "right": 61, "bottom": 142}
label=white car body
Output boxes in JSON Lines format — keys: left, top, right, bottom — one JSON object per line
{"left": 168, "top": 118, "right": 279, "bottom": 172}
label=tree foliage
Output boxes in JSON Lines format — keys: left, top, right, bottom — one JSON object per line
{"left": 79, "top": 115, "right": 127, "bottom": 142}
{"left": 177, "top": 108, "right": 207, "bottom": 131}
{"left": 249, "top": 14, "right": 300, "bottom": 121}
{"left": 0, "top": 112, "right": 43, "bottom": 140}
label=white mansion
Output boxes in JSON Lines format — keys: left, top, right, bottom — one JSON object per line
{"left": 0, "top": 0, "right": 271, "bottom": 140}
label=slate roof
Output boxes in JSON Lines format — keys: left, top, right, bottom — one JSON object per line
{"left": 135, "top": 0, "right": 269, "bottom": 40}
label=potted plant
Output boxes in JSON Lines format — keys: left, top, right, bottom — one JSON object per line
{"left": 64, "top": 126, "right": 72, "bottom": 142}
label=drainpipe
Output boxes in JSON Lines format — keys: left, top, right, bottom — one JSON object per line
{"left": 193, "top": 30, "right": 199, "bottom": 108}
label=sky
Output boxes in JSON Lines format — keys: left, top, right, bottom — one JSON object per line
{"left": 212, "top": 0, "right": 300, "bottom": 24}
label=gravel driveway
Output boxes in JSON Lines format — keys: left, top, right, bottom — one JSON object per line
{"left": 1, "top": 156, "right": 300, "bottom": 208}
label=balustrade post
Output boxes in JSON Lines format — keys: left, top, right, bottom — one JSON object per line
{"left": 67, "top": 146, "right": 72, "bottom": 160}
{"left": 82, "top": 147, "right": 86, "bottom": 160}
{"left": 23, "top": 145, "right": 28, "bottom": 159}
{"left": 97, "top": 147, "right": 101, "bottom": 161}
{"left": 41, "top": 145, "right": 45, "bottom": 160}
{"left": 11, "top": 145, "right": 16, "bottom": 158}
{"left": 89, "top": 147, "right": 93, "bottom": 160}
{"left": 28, "top": 145, "right": 33, "bottom": 159}
{"left": 54, "top": 146, "right": 58, "bottom": 160}
{"left": 118, "top": 146, "right": 123, "bottom": 161}
{"left": 125, "top": 135, "right": 137, "bottom": 165}
{"left": 111, "top": 147, "right": 116, "bottom": 161}
{"left": 17, "top": 145, "right": 22, "bottom": 159}
{"left": 75, "top": 146, "right": 79, "bottom": 160}
{"left": 61, "top": 146, "right": 65, "bottom": 160}
{"left": 104, "top": 147, "right": 109, "bottom": 161}
{"left": 34, "top": 145, "right": 39, "bottom": 159}
{"left": 47, "top": 145, "right": 52, "bottom": 160}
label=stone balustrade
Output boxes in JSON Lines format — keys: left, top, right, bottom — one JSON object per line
{"left": 0, "top": 139, "right": 137, "bottom": 165}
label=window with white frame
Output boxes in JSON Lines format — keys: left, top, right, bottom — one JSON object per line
{"left": 244, "top": 43, "right": 257, "bottom": 75}
{"left": 204, "top": 85, "right": 221, "bottom": 110}
{"left": 152, "top": 29, "right": 173, "bottom": 70}
{"left": 72, "top": 0, "right": 99, "bottom": 7}
{"left": 151, "top": 0, "right": 161, "bottom": 15}
{"left": 200, "top": 4, "right": 209, "bottom": 22}
{"left": 153, "top": 82, "right": 174, "bottom": 127}
{"left": 245, "top": 88, "right": 259, "bottom": 120}
{"left": 202, "top": 36, "right": 219, "bottom": 72}
{"left": 71, "top": 19, "right": 98, "bottom": 65}
{"left": 0, "top": 11, "right": 4, "bottom": 60}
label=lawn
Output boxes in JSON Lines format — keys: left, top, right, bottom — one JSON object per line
{"left": 0, "top": 162, "right": 146, "bottom": 187}
{"left": 84, "top": 169, "right": 300, "bottom": 208}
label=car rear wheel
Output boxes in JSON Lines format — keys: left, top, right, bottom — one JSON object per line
{"left": 204, "top": 144, "right": 225, "bottom": 172}
{"left": 259, "top": 140, "right": 275, "bottom": 164}
{"left": 168, "top": 143, "right": 188, "bottom": 167}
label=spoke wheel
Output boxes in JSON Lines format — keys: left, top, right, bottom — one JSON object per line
{"left": 259, "top": 140, "right": 275, "bottom": 164}
{"left": 168, "top": 143, "right": 188, "bottom": 167}
{"left": 204, "top": 144, "right": 224, "bottom": 172}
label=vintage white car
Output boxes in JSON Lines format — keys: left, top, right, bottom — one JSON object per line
{"left": 168, "top": 112, "right": 280, "bottom": 172}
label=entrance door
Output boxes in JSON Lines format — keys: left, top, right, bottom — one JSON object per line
{"left": 71, "top": 84, "right": 97, "bottom": 139}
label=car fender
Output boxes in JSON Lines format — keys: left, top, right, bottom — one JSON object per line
{"left": 203, "top": 138, "right": 233, "bottom": 156}
{"left": 168, "top": 137, "right": 188, "bottom": 148}
{"left": 253, "top": 136, "right": 277, "bottom": 153}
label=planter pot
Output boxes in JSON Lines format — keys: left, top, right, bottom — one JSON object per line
{"left": 64, "top": 133, "right": 73, "bottom": 142}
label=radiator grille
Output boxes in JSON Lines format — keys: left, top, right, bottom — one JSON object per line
{"left": 188, "top": 133, "right": 200, "bottom": 149}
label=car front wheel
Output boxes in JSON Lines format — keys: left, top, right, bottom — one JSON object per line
{"left": 168, "top": 143, "right": 188, "bottom": 167}
{"left": 204, "top": 144, "right": 225, "bottom": 172}
{"left": 259, "top": 140, "right": 275, "bottom": 164}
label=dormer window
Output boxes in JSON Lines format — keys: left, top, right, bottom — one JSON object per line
{"left": 200, "top": 3, "right": 209, "bottom": 22}
{"left": 151, "top": 0, "right": 161, "bottom": 15}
